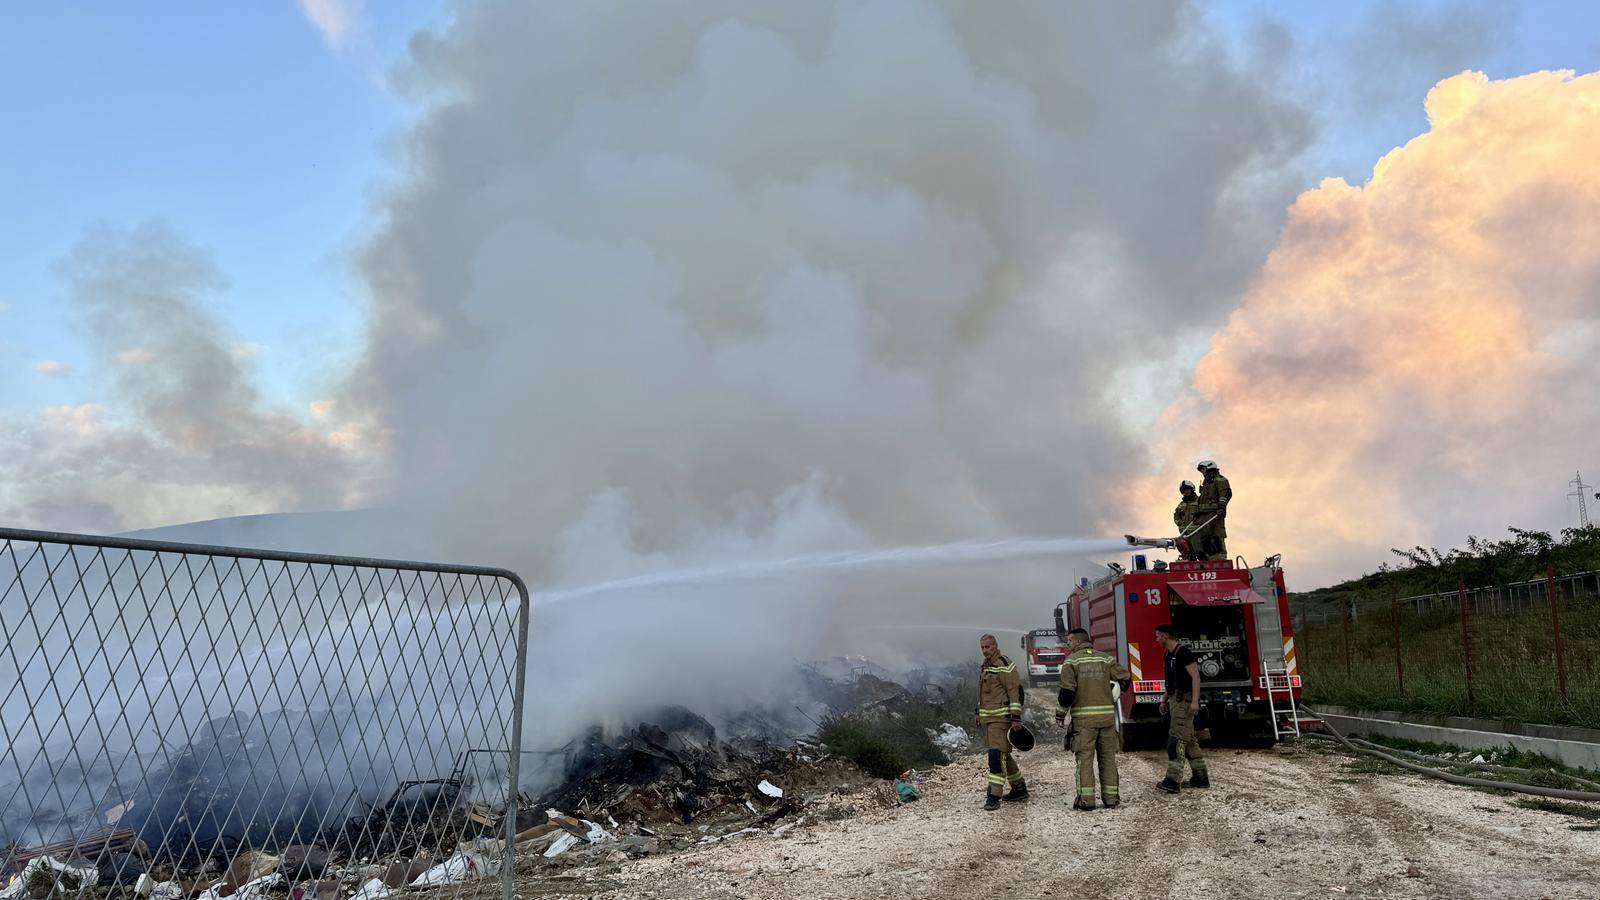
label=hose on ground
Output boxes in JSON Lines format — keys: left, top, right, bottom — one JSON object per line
{"left": 1300, "top": 706, "right": 1600, "bottom": 803}
{"left": 1341, "top": 736, "right": 1600, "bottom": 792}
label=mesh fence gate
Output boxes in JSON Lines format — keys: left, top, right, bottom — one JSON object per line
{"left": 0, "top": 527, "right": 531, "bottom": 900}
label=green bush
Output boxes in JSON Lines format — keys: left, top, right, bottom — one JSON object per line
{"left": 818, "top": 717, "right": 912, "bottom": 779}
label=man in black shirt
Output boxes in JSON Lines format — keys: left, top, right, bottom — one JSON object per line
{"left": 1155, "top": 624, "right": 1209, "bottom": 793}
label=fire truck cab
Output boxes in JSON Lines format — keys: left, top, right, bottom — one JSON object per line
{"left": 1059, "top": 553, "right": 1305, "bottom": 745}
{"left": 1019, "top": 628, "right": 1068, "bottom": 687}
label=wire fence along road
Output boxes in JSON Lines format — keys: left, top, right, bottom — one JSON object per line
{"left": 0, "top": 527, "right": 531, "bottom": 900}
{"left": 1293, "top": 567, "right": 1600, "bottom": 729}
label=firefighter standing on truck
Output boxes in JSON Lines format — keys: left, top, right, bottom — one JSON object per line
{"left": 1155, "top": 623, "right": 1209, "bottom": 793}
{"left": 1173, "top": 481, "right": 1200, "bottom": 561}
{"left": 1055, "top": 627, "right": 1132, "bottom": 810}
{"left": 1193, "top": 459, "right": 1232, "bottom": 560}
{"left": 975, "top": 633, "right": 1027, "bottom": 810}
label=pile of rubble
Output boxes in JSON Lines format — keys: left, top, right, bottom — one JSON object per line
{"left": 1, "top": 666, "right": 972, "bottom": 898}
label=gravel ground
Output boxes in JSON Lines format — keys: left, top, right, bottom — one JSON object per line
{"left": 522, "top": 736, "right": 1600, "bottom": 900}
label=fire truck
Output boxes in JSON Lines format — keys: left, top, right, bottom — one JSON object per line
{"left": 1019, "top": 628, "right": 1068, "bottom": 687}
{"left": 1054, "top": 541, "right": 1310, "bottom": 745}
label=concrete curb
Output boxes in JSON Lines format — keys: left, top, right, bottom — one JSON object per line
{"left": 1311, "top": 705, "right": 1600, "bottom": 772}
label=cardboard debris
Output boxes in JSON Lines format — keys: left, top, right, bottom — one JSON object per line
{"left": 757, "top": 780, "right": 783, "bottom": 798}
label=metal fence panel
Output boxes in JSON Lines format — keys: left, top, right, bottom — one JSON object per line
{"left": 0, "top": 527, "right": 530, "bottom": 900}
{"left": 1293, "top": 569, "right": 1599, "bottom": 728}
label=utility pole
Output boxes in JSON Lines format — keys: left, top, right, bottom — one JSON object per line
{"left": 1569, "top": 471, "right": 1593, "bottom": 528}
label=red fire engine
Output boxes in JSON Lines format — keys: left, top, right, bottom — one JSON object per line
{"left": 1054, "top": 543, "right": 1311, "bottom": 744}
{"left": 1019, "top": 628, "right": 1069, "bottom": 688}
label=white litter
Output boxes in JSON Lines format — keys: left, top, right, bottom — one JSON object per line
{"left": 544, "top": 833, "right": 581, "bottom": 858}
{"left": 1471, "top": 754, "right": 1487, "bottom": 764}
{"left": 757, "top": 780, "right": 784, "bottom": 798}
{"left": 149, "top": 882, "right": 184, "bottom": 900}
{"left": 931, "top": 723, "right": 972, "bottom": 755}
{"left": 0, "top": 856, "right": 99, "bottom": 900}
{"left": 347, "top": 877, "right": 391, "bottom": 900}
{"left": 198, "top": 873, "right": 282, "bottom": 900}
{"left": 411, "top": 840, "right": 501, "bottom": 886}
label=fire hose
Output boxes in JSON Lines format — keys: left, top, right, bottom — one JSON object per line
{"left": 1301, "top": 706, "right": 1600, "bottom": 803}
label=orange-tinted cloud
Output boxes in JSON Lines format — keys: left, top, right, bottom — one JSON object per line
{"left": 1140, "top": 70, "right": 1600, "bottom": 586}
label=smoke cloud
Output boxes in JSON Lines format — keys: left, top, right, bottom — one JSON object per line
{"left": 356, "top": 0, "right": 1310, "bottom": 574}
{"left": 1142, "top": 69, "right": 1600, "bottom": 586}
{"left": 0, "top": 223, "right": 376, "bottom": 533}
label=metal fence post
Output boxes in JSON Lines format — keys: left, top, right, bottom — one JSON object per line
{"left": 1341, "top": 601, "right": 1353, "bottom": 678}
{"left": 1390, "top": 586, "right": 1404, "bottom": 698}
{"left": 504, "top": 575, "right": 532, "bottom": 900}
{"left": 1457, "top": 580, "right": 1475, "bottom": 715}
{"left": 1546, "top": 563, "right": 1569, "bottom": 709}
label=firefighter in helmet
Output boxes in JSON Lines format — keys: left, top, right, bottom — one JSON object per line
{"left": 1173, "top": 481, "right": 1199, "bottom": 560}
{"left": 1055, "top": 627, "right": 1132, "bottom": 810}
{"left": 975, "top": 633, "right": 1027, "bottom": 810}
{"left": 1192, "top": 459, "right": 1232, "bottom": 560}
{"left": 1155, "top": 623, "right": 1209, "bottom": 792}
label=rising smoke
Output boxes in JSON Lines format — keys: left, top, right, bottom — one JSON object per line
{"left": 344, "top": 0, "right": 1313, "bottom": 740}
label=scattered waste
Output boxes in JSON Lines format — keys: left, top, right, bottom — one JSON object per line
{"left": 894, "top": 780, "right": 921, "bottom": 802}
{"left": 543, "top": 834, "right": 581, "bottom": 858}
{"left": 930, "top": 723, "right": 972, "bottom": 757}
{"left": 757, "top": 781, "right": 784, "bottom": 798}
{"left": 0, "top": 856, "right": 99, "bottom": 900}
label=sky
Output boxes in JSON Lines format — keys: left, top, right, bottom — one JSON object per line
{"left": 2, "top": 1, "right": 1599, "bottom": 589}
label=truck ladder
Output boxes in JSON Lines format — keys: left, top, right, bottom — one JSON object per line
{"left": 1262, "top": 660, "right": 1320, "bottom": 739}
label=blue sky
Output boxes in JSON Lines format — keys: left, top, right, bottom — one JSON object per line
{"left": 2, "top": 0, "right": 1597, "bottom": 419}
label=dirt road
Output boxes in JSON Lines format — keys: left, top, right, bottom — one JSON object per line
{"left": 530, "top": 739, "right": 1600, "bottom": 899}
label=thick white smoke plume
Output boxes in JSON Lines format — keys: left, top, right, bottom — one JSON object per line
{"left": 340, "top": 0, "right": 1313, "bottom": 745}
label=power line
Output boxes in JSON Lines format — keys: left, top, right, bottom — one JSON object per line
{"left": 1569, "top": 471, "right": 1593, "bottom": 528}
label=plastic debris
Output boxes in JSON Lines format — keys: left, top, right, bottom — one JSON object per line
{"left": 757, "top": 780, "right": 784, "bottom": 798}
{"left": 347, "top": 877, "right": 391, "bottom": 900}
{"left": 930, "top": 723, "right": 971, "bottom": 755}
{"left": 0, "top": 856, "right": 99, "bottom": 900}
{"left": 410, "top": 840, "right": 500, "bottom": 887}
{"left": 544, "top": 833, "right": 581, "bottom": 858}
{"left": 894, "top": 779, "right": 922, "bottom": 802}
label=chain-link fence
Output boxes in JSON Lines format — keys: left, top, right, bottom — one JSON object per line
{"left": 0, "top": 527, "right": 531, "bottom": 900}
{"left": 1294, "top": 568, "right": 1600, "bottom": 728}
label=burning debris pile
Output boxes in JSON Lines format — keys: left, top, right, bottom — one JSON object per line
{"left": 1, "top": 664, "right": 976, "bottom": 898}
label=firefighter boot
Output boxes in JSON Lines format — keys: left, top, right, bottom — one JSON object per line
{"left": 1185, "top": 764, "right": 1210, "bottom": 789}
{"left": 983, "top": 794, "right": 1001, "bottom": 811}
{"left": 1002, "top": 783, "right": 1030, "bottom": 801}
{"left": 1157, "top": 777, "right": 1181, "bottom": 794}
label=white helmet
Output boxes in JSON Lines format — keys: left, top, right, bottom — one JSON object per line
{"left": 1196, "top": 459, "right": 1218, "bottom": 471}
{"left": 1180, "top": 480, "right": 1196, "bottom": 491}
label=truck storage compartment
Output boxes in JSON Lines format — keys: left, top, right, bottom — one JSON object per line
{"left": 1165, "top": 604, "right": 1251, "bottom": 685}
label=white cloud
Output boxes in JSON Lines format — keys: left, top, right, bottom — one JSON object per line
{"left": 296, "top": 0, "right": 366, "bottom": 52}
{"left": 116, "top": 348, "right": 156, "bottom": 366}
{"left": 32, "top": 360, "right": 72, "bottom": 378}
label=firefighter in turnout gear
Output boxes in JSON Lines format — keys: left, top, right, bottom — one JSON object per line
{"left": 1055, "top": 628, "right": 1132, "bottom": 810}
{"left": 1154, "top": 624, "right": 1209, "bottom": 792}
{"left": 1193, "top": 460, "right": 1232, "bottom": 560}
{"left": 1174, "top": 481, "right": 1199, "bottom": 561}
{"left": 976, "top": 633, "right": 1026, "bottom": 810}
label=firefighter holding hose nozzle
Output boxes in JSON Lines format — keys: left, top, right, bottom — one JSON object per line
{"left": 976, "top": 633, "right": 1027, "bottom": 810}
{"left": 1173, "top": 481, "right": 1199, "bottom": 560}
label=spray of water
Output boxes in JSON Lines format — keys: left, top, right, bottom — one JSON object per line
{"left": 538, "top": 536, "right": 1128, "bottom": 605}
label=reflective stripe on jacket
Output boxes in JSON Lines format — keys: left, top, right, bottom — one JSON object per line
{"left": 1057, "top": 646, "right": 1132, "bottom": 726}
{"left": 978, "top": 655, "right": 1023, "bottom": 723}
